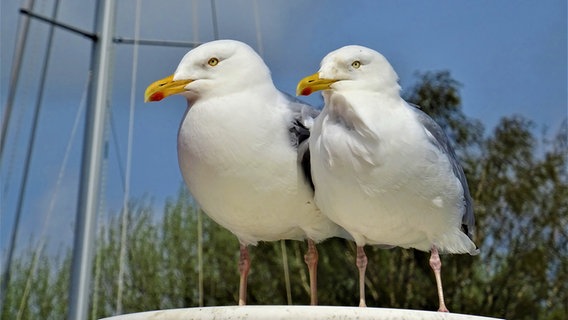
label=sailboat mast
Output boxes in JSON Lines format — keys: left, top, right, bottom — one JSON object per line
{"left": 67, "top": 0, "right": 116, "bottom": 319}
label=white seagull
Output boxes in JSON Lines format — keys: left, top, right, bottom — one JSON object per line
{"left": 296, "top": 45, "right": 479, "bottom": 311}
{"left": 144, "top": 40, "right": 345, "bottom": 306}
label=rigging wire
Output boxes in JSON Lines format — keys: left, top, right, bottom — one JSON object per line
{"left": 192, "top": 0, "right": 200, "bottom": 41}
{"left": 116, "top": 0, "right": 142, "bottom": 314}
{"left": 281, "top": 240, "right": 293, "bottom": 305}
{"left": 1, "top": 0, "right": 50, "bottom": 221}
{"left": 1, "top": 92, "right": 27, "bottom": 200}
{"left": 109, "top": 110, "right": 127, "bottom": 191}
{"left": 17, "top": 69, "right": 90, "bottom": 320}
{"left": 1, "top": 0, "right": 37, "bottom": 204}
{"left": 210, "top": 0, "right": 219, "bottom": 40}
{"left": 191, "top": 0, "right": 205, "bottom": 308}
{"left": 0, "top": 0, "right": 60, "bottom": 310}
{"left": 0, "top": 1, "right": 38, "bottom": 300}
{"left": 0, "top": 0, "right": 36, "bottom": 162}
{"left": 252, "top": 0, "right": 292, "bottom": 305}
{"left": 252, "top": 0, "right": 264, "bottom": 57}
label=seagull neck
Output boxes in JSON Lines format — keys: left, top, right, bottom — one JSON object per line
{"left": 185, "top": 94, "right": 199, "bottom": 108}
{"left": 244, "top": 81, "right": 279, "bottom": 98}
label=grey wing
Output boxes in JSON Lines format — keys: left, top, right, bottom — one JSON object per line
{"left": 408, "top": 103, "right": 476, "bottom": 240}
{"left": 282, "top": 91, "right": 321, "bottom": 192}
{"left": 282, "top": 92, "right": 321, "bottom": 130}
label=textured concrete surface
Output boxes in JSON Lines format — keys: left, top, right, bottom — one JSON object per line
{"left": 101, "top": 306, "right": 503, "bottom": 320}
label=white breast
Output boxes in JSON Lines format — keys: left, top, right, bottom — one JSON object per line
{"left": 311, "top": 92, "right": 476, "bottom": 254}
{"left": 177, "top": 93, "right": 341, "bottom": 245}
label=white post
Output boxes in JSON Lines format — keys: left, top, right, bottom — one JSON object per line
{"left": 67, "top": 0, "right": 116, "bottom": 319}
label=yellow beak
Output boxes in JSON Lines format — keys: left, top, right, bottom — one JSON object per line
{"left": 296, "top": 72, "right": 338, "bottom": 96}
{"left": 144, "top": 74, "right": 192, "bottom": 102}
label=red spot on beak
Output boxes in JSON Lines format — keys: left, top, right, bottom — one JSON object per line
{"left": 301, "top": 87, "right": 312, "bottom": 96}
{"left": 150, "top": 92, "right": 165, "bottom": 102}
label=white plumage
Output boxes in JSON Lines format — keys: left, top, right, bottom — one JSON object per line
{"left": 297, "top": 45, "right": 478, "bottom": 311}
{"left": 145, "top": 40, "right": 344, "bottom": 305}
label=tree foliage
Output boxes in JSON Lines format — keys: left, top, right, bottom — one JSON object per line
{"left": 2, "top": 71, "right": 566, "bottom": 320}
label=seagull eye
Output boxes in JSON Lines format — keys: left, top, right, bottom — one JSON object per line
{"left": 208, "top": 57, "right": 219, "bottom": 66}
{"left": 351, "top": 61, "right": 361, "bottom": 69}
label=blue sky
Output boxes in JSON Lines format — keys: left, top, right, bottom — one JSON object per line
{"left": 1, "top": 0, "right": 566, "bottom": 258}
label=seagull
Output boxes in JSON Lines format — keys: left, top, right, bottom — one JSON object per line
{"left": 144, "top": 40, "right": 345, "bottom": 306}
{"left": 296, "top": 45, "right": 479, "bottom": 311}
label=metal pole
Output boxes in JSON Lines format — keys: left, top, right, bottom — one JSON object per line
{"left": 0, "top": 0, "right": 36, "bottom": 311}
{"left": 113, "top": 37, "right": 200, "bottom": 48}
{"left": 210, "top": 0, "right": 219, "bottom": 40}
{"left": 0, "top": 0, "right": 62, "bottom": 312}
{"left": 67, "top": 0, "right": 115, "bottom": 319}
{"left": 197, "top": 210, "right": 204, "bottom": 307}
{"left": 18, "top": 8, "right": 96, "bottom": 40}
{"left": 0, "top": 0, "right": 35, "bottom": 164}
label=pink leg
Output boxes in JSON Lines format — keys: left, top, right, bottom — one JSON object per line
{"left": 429, "top": 246, "right": 449, "bottom": 312}
{"left": 356, "top": 246, "right": 368, "bottom": 307}
{"left": 304, "top": 239, "right": 319, "bottom": 305}
{"left": 238, "top": 244, "right": 251, "bottom": 306}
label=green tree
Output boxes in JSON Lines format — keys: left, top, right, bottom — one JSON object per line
{"left": 1, "top": 246, "right": 71, "bottom": 320}
{"left": 471, "top": 117, "right": 567, "bottom": 319}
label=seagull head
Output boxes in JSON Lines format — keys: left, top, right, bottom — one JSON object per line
{"left": 296, "top": 45, "right": 400, "bottom": 97}
{"left": 145, "top": 40, "right": 272, "bottom": 103}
